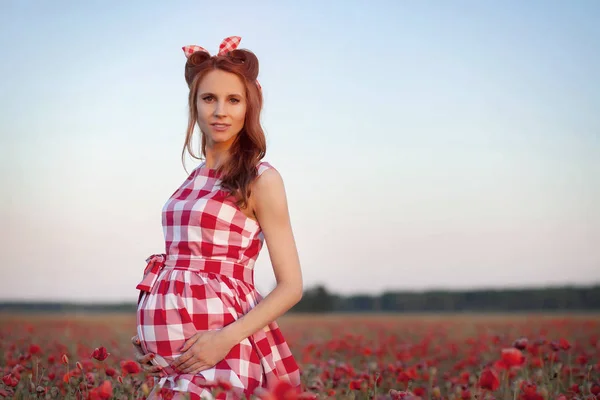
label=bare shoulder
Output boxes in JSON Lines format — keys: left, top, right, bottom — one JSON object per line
{"left": 251, "top": 165, "right": 288, "bottom": 218}
{"left": 254, "top": 166, "right": 286, "bottom": 200}
{"left": 255, "top": 166, "right": 284, "bottom": 189}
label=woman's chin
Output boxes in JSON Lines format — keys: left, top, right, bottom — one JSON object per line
{"left": 205, "top": 133, "right": 239, "bottom": 146}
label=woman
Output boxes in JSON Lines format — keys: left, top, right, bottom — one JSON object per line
{"left": 131, "top": 36, "right": 303, "bottom": 399}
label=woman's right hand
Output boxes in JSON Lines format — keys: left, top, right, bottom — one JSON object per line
{"left": 131, "top": 335, "right": 163, "bottom": 377}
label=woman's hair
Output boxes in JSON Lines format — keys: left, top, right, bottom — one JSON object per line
{"left": 182, "top": 48, "right": 266, "bottom": 209}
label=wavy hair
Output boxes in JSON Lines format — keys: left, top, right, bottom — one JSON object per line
{"left": 182, "top": 48, "right": 266, "bottom": 209}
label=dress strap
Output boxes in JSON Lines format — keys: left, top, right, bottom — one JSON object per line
{"left": 257, "top": 161, "right": 275, "bottom": 177}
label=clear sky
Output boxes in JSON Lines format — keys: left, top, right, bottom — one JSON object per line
{"left": 1, "top": 0, "right": 599, "bottom": 302}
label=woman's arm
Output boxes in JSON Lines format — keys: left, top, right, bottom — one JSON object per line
{"left": 221, "top": 167, "right": 303, "bottom": 345}
{"left": 170, "top": 167, "right": 303, "bottom": 374}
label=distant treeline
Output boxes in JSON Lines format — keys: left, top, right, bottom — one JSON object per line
{"left": 290, "top": 284, "right": 600, "bottom": 313}
{"left": 1, "top": 285, "right": 599, "bottom": 313}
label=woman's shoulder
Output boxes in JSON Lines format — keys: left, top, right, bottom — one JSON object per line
{"left": 252, "top": 161, "right": 286, "bottom": 211}
{"left": 256, "top": 160, "right": 277, "bottom": 177}
{"left": 253, "top": 160, "right": 285, "bottom": 193}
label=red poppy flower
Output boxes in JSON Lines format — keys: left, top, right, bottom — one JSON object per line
{"left": 499, "top": 348, "right": 525, "bottom": 368}
{"left": 520, "top": 384, "right": 544, "bottom": 400}
{"left": 479, "top": 368, "right": 499, "bottom": 391}
{"left": 576, "top": 354, "right": 588, "bottom": 365}
{"left": 2, "top": 373, "right": 18, "bottom": 387}
{"left": 559, "top": 338, "right": 572, "bottom": 351}
{"left": 271, "top": 380, "right": 298, "bottom": 400}
{"left": 120, "top": 360, "right": 141, "bottom": 375}
{"left": 28, "top": 344, "right": 42, "bottom": 355}
{"left": 87, "top": 380, "right": 113, "bottom": 400}
{"left": 349, "top": 379, "right": 363, "bottom": 390}
{"left": 389, "top": 390, "right": 420, "bottom": 400}
{"left": 91, "top": 347, "right": 110, "bottom": 361}
{"left": 513, "top": 337, "right": 528, "bottom": 350}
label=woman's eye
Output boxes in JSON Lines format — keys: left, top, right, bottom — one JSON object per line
{"left": 202, "top": 95, "right": 214, "bottom": 102}
{"left": 229, "top": 98, "right": 240, "bottom": 104}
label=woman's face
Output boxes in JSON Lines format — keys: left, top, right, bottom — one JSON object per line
{"left": 196, "top": 69, "right": 247, "bottom": 149}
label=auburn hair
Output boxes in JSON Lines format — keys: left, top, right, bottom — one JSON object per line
{"left": 182, "top": 48, "right": 266, "bottom": 209}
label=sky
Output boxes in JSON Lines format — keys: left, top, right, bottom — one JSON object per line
{"left": 1, "top": 0, "right": 599, "bottom": 302}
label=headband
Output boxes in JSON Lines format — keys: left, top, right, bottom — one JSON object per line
{"left": 182, "top": 36, "right": 261, "bottom": 90}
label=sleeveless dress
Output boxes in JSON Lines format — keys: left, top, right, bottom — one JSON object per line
{"left": 135, "top": 161, "right": 301, "bottom": 400}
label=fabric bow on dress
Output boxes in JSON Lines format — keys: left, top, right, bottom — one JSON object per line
{"left": 136, "top": 254, "right": 167, "bottom": 302}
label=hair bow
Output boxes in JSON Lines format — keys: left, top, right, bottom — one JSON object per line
{"left": 182, "top": 35, "right": 242, "bottom": 59}
{"left": 182, "top": 36, "right": 261, "bottom": 90}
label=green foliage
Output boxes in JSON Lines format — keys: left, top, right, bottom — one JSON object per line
{"left": 1, "top": 285, "right": 598, "bottom": 313}
{"left": 290, "top": 284, "right": 600, "bottom": 313}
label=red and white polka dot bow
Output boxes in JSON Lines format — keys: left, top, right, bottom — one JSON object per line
{"left": 182, "top": 36, "right": 261, "bottom": 90}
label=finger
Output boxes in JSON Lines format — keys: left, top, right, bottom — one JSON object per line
{"left": 138, "top": 353, "right": 155, "bottom": 365}
{"left": 131, "top": 335, "right": 140, "bottom": 345}
{"left": 151, "top": 365, "right": 163, "bottom": 373}
{"left": 142, "top": 363, "right": 161, "bottom": 375}
{"left": 136, "top": 356, "right": 153, "bottom": 366}
{"left": 146, "top": 365, "right": 163, "bottom": 375}
{"left": 174, "top": 355, "right": 200, "bottom": 372}
{"left": 171, "top": 351, "right": 194, "bottom": 369}
{"left": 181, "top": 361, "right": 205, "bottom": 374}
{"left": 179, "top": 334, "right": 200, "bottom": 353}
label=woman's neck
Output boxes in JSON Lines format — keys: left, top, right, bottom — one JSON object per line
{"left": 203, "top": 147, "right": 231, "bottom": 170}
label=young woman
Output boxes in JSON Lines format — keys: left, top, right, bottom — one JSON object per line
{"left": 131, "top": 36, "right": 303, "bottom": 399}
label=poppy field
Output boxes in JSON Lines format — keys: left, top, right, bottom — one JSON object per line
{"left": 0, "top": 313, "right": 598, "bottom": 399}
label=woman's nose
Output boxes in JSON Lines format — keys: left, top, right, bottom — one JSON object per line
{"left": 214, "top": 101, "right": 226, "bottom": 117}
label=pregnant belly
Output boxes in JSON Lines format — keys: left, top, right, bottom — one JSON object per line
{"left": 136, "top": 292, "right": 193, "bottom": 376}
{"left": 135, "top": 270, "right": 256, "bottom": 368}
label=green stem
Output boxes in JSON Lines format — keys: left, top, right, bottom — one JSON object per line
{"left": 503, "top": 369, "right": 510, "bottom": 400}
{"left": 100, "top": 361, "right": 105, "bottom": 381}
{"left": 428, "top": 372, "right": 433, "bottom": 400}
{"left": 567, "top": 351, "right": 572, "bottom": 388}
{"left": 585, "top": 365, "right": 593, "bottom": 396}
{"left": 65, "top": 361, "right": 71, "bottom": 397}
{"left": 549, "top": 355, "right": 555, "bottom": 394}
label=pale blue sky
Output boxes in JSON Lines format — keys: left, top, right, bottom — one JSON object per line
{"left": 1, "top": 0, "right": 599, "bottom": 302}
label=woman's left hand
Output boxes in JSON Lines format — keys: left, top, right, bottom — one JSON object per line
{"left": 170, "top": 330, "right": 235, "bottom": 374}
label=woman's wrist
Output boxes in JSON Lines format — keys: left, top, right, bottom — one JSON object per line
{"left": 221, "top": 323, "right": 244, "bottom": 347}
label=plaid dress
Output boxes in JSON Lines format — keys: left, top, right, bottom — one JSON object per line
{"left": 136, "top": 161, "right": 301, "bottom": 399}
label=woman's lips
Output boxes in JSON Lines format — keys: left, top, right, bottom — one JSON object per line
{"left": 211, "top": 123, "right": 230, "bottom": 132}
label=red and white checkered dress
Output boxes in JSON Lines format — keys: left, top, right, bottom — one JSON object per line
{"left": 135, "top": 161, "right": 301, "bottom": 399}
